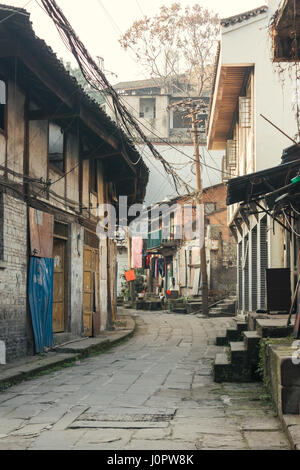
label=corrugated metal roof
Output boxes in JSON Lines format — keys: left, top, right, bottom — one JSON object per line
{"left": 227, "top": 159, "right": 300, "bottom": 206}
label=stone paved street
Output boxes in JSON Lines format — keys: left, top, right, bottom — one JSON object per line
{"left": 0, "top": 312, "right": 290, "bottom": 450}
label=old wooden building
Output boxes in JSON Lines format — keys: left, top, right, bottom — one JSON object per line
{"left": 0, "top": 5, "right": 148, "bottom": 362}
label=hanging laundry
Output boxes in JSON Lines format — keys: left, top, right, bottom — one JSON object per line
{"left": 131, "top": 237, "right": 143, "bottom": 269}
{"left": 157, "top": 258, "right": 166, "bottom": 277}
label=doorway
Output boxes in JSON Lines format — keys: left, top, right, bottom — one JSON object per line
{"left": 53, "top": 238, "right": 67, "bottom": 333}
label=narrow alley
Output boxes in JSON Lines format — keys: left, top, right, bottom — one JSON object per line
{"left": 0, "top": 313, "right": 290, "bottom": 450}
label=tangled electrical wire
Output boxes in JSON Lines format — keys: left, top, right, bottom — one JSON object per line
{"left": 39, "top": 0, "right": 195, "bottom": 196}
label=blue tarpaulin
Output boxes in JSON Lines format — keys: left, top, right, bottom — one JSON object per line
{"left": 28, "top": 257, "right": 54, "bottom": 353}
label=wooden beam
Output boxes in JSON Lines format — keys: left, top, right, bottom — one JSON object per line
{"left": 107, "top": 175, "right": 136, "bottom": 184}
{"left": 249, "top": 202, "right": 259, "bottom": 221}
{"left": 240, "top": 208, "right": 250, "bottom": 230}
{"left": 229, "top": 225, "right": 238, "bottom": 243}
{"left": 79, "top": 105, "right": 119, "bottom": 151}
{"left": 81, "top": 151, "right": 121, "bottom": 161}
{"left": 17, "top": 44, "right": 75, "bottom": 110}
{"left": 3, "top": 27, "right": 137, "bottom": 176}
{"left": 27, "top": 110, "right": 79, "bottom": 121}
{"left": 234, "top": 217, "right": 243, "bottom": 237}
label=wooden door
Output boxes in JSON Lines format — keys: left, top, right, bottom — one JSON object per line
{"left": 53, "top": 238, "right": 66, "bottom": 333}
{"left": 83, "top": 246, "right": 100, "bottom": 337}
{"left": 83, "top": 247, "right": 93, "bottom": 337}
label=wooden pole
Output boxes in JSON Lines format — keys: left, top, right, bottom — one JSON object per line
{"left": 191, "top": 106, "right": 209, "bottom": 316}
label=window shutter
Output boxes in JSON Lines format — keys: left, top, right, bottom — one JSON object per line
{"left": 226, "top": 140, "right": 237, "bottom": 168}
{"left": 222, "top": 155, "right": 230, "bottom": 182}
{"left": 239, "top": 97, "right": 251, "bottom": 128}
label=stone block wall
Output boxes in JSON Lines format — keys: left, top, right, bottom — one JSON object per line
{"left": 0, "top": 192, "right": 28, "bottom": 362}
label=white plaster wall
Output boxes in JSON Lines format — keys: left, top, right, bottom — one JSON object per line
{"left": 221, "top": 4, "right": 298, "bottom": 172}
{"left": 106, "top": 95, "right": 169, "bottom": 139}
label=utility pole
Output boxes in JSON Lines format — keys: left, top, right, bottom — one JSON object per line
{"left": 190, "top": 102, "right": 209, "bottom": 316}
{"left": 168, "top": 99, "right": 209, "bottom": 315}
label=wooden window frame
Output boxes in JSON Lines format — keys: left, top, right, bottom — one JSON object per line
{"left": 90, "top": 159, "right": 98, "bottom": 196}
{"left": 48, "top": 121, "right": 66, "bottom": 176}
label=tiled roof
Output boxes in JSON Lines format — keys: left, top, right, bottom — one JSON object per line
{"left": 113, "top": 78, "right": 164, "bottom": 90}
{"left": 0, "top": 4, "right": 149, "bottom": 194}
{"left": 221, "top": 5, "right": 268, "bottom": 28}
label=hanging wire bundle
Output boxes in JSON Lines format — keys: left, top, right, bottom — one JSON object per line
{"left": 39, "top": 0, "right": 195, "bottom": 196}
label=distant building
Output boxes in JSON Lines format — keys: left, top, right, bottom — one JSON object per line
{"left": 106, "top": 78, "right": 224, "bottom": 204}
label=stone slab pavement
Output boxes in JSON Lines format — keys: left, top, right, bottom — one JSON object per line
{"left": 0, "top": 316, "right": 135, "bottom": 391}
{"left": 0, "top": 311, "right": 291, "bottom": 450}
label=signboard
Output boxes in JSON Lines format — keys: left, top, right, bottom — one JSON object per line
{"left": 125, "top": 270, "right": 136, "bottom": 282}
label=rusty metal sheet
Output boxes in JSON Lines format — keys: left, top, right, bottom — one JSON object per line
{"left": 29, "top": 208, "right": 54, "bottom": 258}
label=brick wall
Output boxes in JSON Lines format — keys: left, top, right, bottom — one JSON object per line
{"left": 0, "top": 193, "right": 28, "bottom": 362}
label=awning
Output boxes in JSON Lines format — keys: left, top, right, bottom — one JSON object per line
{"left": 207, "top": 64, "right": 253, "bottom": 150}
{"left": 227, "top": 159, "right": 300, "bottom": 206}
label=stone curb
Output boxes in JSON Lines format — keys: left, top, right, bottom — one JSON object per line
{"left": 0, "top": 315, "right": 136, "bottom": 392}
{"left": 281, "top": 415, "right": 300, "bottom": 450}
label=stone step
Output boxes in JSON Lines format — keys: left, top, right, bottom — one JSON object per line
{"left": 172, "top": 308, "right": 188, "bottom": 315}
{"left": 256, "top": 319, "right": 293, "bottom": 338}
{"left": 216, "top": 335, "right": 227, "bottom": 346}
{"left": 243, "top": 331, "right": 261, "bottom": 373}
{"left": 214, "top": 353, "right": 231, "bottom": 383}
{"left": 209, "top": 311, "right": 236, "bottom": 318}
{"left": 227, "top": 328, "right": 240, "bottom": 342}
{"left": 230, "top": 341, "right": 246, "bottom": 358}
{"left": 236, "top": 321, "right": 248, "bottom": 334}
{"left": 187, "top": 298, "right": 202, "bottom": 304}
{"left": 53, "top": 333, "right": 78, "bottom": 347}
{"left": 230, "top": 342, "right": 253, "bottom": 382}
{"left": 243, "top": 330, "right": 261, "bottom": 346}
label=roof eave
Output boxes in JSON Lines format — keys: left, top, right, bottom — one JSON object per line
{"left": 208, "top": 63, "right": 253, "bottom": 150}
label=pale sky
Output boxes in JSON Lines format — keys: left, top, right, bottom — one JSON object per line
{"left": 2, "top": 0, "right": 267, "bottom": 83}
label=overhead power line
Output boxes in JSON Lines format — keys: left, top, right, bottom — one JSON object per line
{"left": 38, "top": 0, "right": 195, "bottom": 196}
